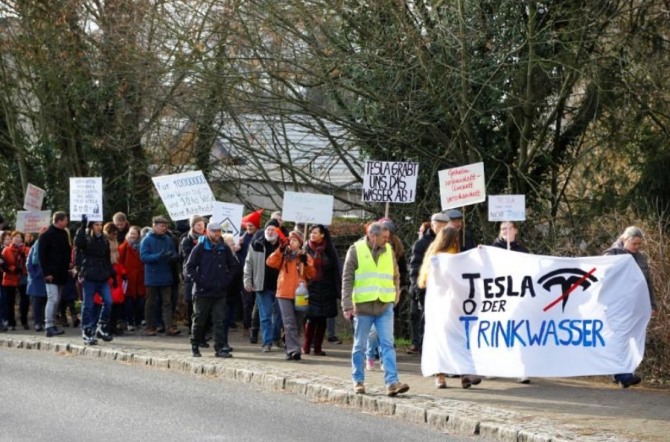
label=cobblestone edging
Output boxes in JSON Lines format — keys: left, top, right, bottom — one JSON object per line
{"left": 0, "top": 337, "right": 631, "bottom": 442}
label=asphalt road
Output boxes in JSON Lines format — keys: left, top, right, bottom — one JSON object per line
{"left": 0, "top": 348, "right": 481, "bottom": 442}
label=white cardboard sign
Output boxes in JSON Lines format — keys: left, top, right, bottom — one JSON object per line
{"left": 24, "top": 183, "right": 46, "bottom": 212}
{"left": 362, "top": 160, "right": 419, "bottom": 203}
{"left": 69, "top": 177, "right": 103, "bottom": 221}
{"left": 488, "top": 195, "right": 526, "bottom": 221}
{"left": 211, "top": 202, "right": 244, "bottom": 242}
{"left": 151, "top": 171, "right": 216, "bottom": 221}
{"left": 438, "top": 162, "right": 486, "bottom": 210}
{"left": 282, "top": 191, "right": 334, "bottom": 225}
{"left": 15, "top": 210, "right": 51, "bottom": 233}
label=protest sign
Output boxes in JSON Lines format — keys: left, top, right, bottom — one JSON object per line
{"left": 488, "top": 195, "right": 526, "bottom": 221}
{"left": 283, "top": 191, "right": 334, "bottom": 225}
{"left": 15, "top": 210, "right": 51, "bottom": 233}
{"left": 24, "top": 183, "right": 46, "bottom": 212}
{"left": 438, "top": 162, "right": 486, "bottom": 210}
{"left": 151, "top": 171, "right": 216, "bottom": 221}
{"left": 362, "top": 161, "right": 419, "bottom": 203}
{"left": 211, "top": 202, "right": 244, "bottom": 242}
{"left": 69, "top": 177, "right": 103, "bottom": 221}
{"left": 421, "top": 247, "right": 651, "bottom": 378}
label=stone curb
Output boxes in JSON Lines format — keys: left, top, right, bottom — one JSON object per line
{"left": 0, "top": 337, "right": 630, "bottom": 442}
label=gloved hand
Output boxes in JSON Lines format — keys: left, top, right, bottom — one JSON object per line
{"left": 81, "top": 214, "right": 88, "bottom": 225}
{"left": 299, "top": 254, "right": 308, "bottom": 265}
{"left": 279, "top": 238, "right": 288, "bottom": 250}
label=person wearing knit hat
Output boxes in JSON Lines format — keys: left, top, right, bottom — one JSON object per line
{"left": 189, "top": 215, "right": 207, "bottom": 230}
{"left": 288, "top": 230, "right": 304, "bottom": 247}
{"left": 241, "top": 210, "right": 262, "bottom": 230}
{"left": 180, "top": 215, "right": 207, "bottom": 332}
{"left": 266, "top": 227, "right": 315, "bottom": 361}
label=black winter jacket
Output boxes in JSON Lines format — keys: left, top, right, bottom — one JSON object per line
{"left": 304, "top": 243, "right": 340, "bottom": 319}
{"left": 185, "top": 236, "right": 239, "bottom": 298}
{"left": 75, "top": 228, "right": 114, "bottom": 282}
{"left": 408, "top": 229, "right": 435, "bottom": 299}
{"left": 38, "top": 225, "right": 72, "bottom": 285}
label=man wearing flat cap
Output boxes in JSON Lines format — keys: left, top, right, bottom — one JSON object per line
{"left": 445, "top": 209, "right": 476, "bottom": 251}
{"left": 140, "top": 216, "right": 180, "bottom": 336}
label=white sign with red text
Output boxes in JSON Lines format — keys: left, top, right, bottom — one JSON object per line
{"left": 24, "top": 183, "right": 46, "bottom": 212}
{"left": 438, "top": 162, "right": 486, "bottom": 210}
{"left": 15, "top": 210, "right": 51, "bottom": 233}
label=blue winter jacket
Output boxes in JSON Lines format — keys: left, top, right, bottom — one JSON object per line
{"left": 26, "top": 241, "right": 47, "bottom": 297}
{"left": 140, "top": 231, "right": 176, "bottom": 287}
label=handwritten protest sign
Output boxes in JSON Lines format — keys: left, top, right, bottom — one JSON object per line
{"left": 488, "top": 195, "right": 526, "bottom": 221}
{"left": 438, "top": 162, "right": 486, "bottom": 210}
{"left": 15, "top": 210, "right": 51, "bottom": 233}
{"left": 283, "top": 191, "right": 333, "bottom": 225}
{"left": 362, "top": 161, "right": 419, "bottom": 203}
{"left": 24, "top": 183, "right": 46, "bottom": 212}
{"left": 211, "top": 202, "right": 244, "bottom": 241}
{"left": 69, "top": 177, "right": 103, "bottom": 221}
{"left": 151, "top": 171, "right": 215, "bottom": 221}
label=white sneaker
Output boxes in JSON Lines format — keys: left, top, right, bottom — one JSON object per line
{"left": 518, "top": 377, "right": 531, "bottom": 384}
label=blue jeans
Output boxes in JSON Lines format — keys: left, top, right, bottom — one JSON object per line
{"left": 352, "top": 304, "right": 398, "bottom": 386}
{"left": 255, "top": 290, "right": 282, "bottom": 346}
{"left": 81, "top": 280, "right": 112, "bottom": 330}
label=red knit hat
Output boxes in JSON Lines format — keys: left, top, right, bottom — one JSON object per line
{"left": 241, "top": 209, "right": 263, "bottom": 229}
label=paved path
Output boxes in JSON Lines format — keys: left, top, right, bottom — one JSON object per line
{"left": 1, "top": 326, "right": 668, "bottom": 441}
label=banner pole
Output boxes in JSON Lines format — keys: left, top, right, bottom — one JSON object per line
{"left": 384, "top": 201, "right": 390, "bottom": 219}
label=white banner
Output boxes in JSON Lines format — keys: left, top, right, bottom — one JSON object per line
{"left": 362, "top": 160, "right": 419, "bottom": 203}
{"left": 488, "top": 195, "right": 526, "bottom": 221}
{"left": 151, "top": 171, "right": 216, "bottom": 221}
{"left": 438, "top": 162, "right": 486, "bottom": 210}
{"left": 69, "top": 177, "right": 103, "bottom": 221}
{"left": 15, "top": 210, "right": 51, "bottom": 233}
{"left": 24, "top": 183, "right": 46, "bottom": 212}
{"left": 211, "top": 201, "right": 244, "bottom": 242}
{"left": 282, "top": 191, "right": 333, "bottom": 225}
{"left": 422, "top": 247, "right": 651, "bottom": 378}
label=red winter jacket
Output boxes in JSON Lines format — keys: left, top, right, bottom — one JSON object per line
{"left": 118, "top": 240, "right": 146, "bottom": 298}
{"left": 2, "top": 244, "right": 30, "bottom": 287}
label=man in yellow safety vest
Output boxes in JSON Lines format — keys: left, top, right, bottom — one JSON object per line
{"left": 341, "top": 222, "right": 410, "bottom": 397}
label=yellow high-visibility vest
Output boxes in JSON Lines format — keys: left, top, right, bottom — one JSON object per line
{"left": 352, "top": 240, "right": 395, "bottom": 304}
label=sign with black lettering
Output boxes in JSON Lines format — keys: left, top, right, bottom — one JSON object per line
{"left": 151, "top": 171, "right": 215, "bottom": 220}
{"left": 488, "top": 195, "right": 526, "bottom": 221}
{"left": 421, "top": 247, "right": 651, "bottom": 377}
{"left": 211, "top": 201, "right": 244, "bottom": 242}
{"left": 70, "top": 177, "right": 103, "bottom": 221}
{"left": 362, "top": 161, "right": 419, "bottom": 203}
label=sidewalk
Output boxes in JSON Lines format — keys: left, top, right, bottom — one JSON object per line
{"left": 1, "top": 326, "right": 668, "bottom": 442}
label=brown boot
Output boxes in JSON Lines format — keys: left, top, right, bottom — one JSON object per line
{"left": 302, "top": 321, "right": 314, "bottom": 355}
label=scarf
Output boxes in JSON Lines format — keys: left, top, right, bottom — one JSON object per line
{"left": 308, "top": 239, "right": 326, "bottom": 281}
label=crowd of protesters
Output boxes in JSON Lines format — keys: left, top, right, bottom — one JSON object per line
{"left": 0, "top": 207, "right": 655, "bottom": 393}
